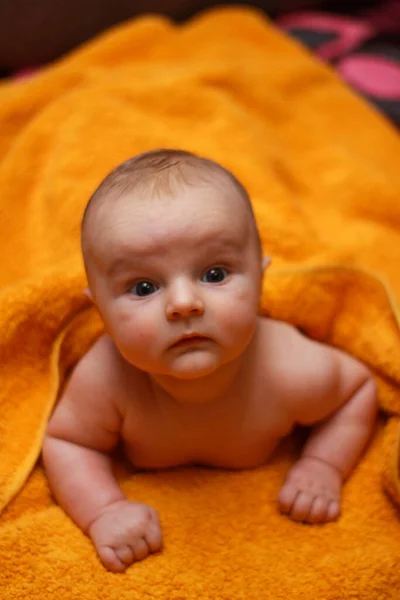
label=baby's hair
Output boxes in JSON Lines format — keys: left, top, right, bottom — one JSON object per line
{"left": 81, "top": 148, "right": 261, "bottom": 253}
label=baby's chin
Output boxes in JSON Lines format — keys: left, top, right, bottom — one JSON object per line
{"left": 165, "top": 351, "right": 221, "bottom": 380}
{"left": 119, "top": 347, "right": 220, "bottom": 379}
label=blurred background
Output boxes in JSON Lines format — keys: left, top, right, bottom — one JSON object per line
{"left": 1, "top": 0, "right": 398, "bottom": 125}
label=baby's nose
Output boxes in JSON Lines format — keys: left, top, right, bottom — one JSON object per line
{"left": 165, "top": 281, "right": 205, "bottom": 320}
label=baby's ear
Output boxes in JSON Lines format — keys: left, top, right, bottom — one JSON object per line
{"left": 262, "top": 256, "right": 271, "bottom": 272}
{"left": 83, "top": 287, "right": 93, "bottom": 301}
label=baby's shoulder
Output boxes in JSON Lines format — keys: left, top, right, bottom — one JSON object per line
{"left": 256, "top": 317, "right": 336, "bottom": 385}
{"left": 70, "top": 333, "right": 119, "bottom": 386}
{"left": 257, "top": 316, "right": 311, "bottom": 356}
{"left": 66, "top": 334, "right": 145, "bottom": 410}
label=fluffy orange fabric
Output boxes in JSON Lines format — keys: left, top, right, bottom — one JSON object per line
{"left": 0, "top": 7, "right": 399, "bottom": 598}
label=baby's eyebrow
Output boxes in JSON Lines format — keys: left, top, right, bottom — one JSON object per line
{"left": 104, "top": 255, "right": 138, "bottom": 277}
{"left": 103, "top": 234, "right": 244, "bottom": 277}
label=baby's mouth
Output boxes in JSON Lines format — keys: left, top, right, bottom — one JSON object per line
{"left": 170, "top": 334, "right": 210, "bottom": 349}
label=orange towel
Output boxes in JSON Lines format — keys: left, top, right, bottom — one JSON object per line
{"left": 0, "top": 7, "right": 400, "bottom": 598}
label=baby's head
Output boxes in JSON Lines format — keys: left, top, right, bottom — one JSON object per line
{"left": 81, "top": 149, "right": 267, "bottom": 380}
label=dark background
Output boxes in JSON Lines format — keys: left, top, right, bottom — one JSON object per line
{"left": 0, "top": 0, "right": 375, "bottom": 70}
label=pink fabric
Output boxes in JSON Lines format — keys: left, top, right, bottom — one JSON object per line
{"left": 276, "top": 12, "right": 373, "bottom": 60}
{"left": 339, "top": 55, "right": 400, "bottom": 99}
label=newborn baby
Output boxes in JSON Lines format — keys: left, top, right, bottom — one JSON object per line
{"left": 42, "top": 149, "right": 378, "bottom": 573}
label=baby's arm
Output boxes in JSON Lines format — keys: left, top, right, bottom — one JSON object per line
{"left": 42, "top": 343, "right": 162, "bottom": 572}
{"left": 277, "top": 330, "right": 378, "bottom": 524}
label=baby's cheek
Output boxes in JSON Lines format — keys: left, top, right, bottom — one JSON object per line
{"left": 226, "top": 280, "right": 259, "bottom": 313}
{"left": 110, "top": 304, "right": 157, "bottom": 350}
{"left": 216, "top": 290, "right": 258, "bottom": 339}
{"left": 230, "top": 305, "right": 257, "bottom": 337}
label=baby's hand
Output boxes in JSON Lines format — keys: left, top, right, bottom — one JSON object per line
{"left": 88, "top": 500, "right": 163, "bottom": 572}
{"left": 278, "top": 457, "right": 342, "bottom": 524}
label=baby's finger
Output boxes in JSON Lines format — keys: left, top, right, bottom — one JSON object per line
{"left": 307, "top": 496, "right": 329, "bottom": 524}
{"left": 97, "top": 546, "right": 127, "bottom": 573}
{"left": 132, "top": 537, "right": 150, "bottom": 561}
{"left": 145, "top": 523, "right": 163, "bottom": 553}
{"left": 327, "top": 500, "right": 340, "bottom": 522}
{"left": 148, "top": 507, "right": 161, "bottom": 527}
{"left": 115, "top": 544, "right": 135, "bottom": 566}
{"left": 278, "top": 483, "right": 299, "bottom": 514}
{"left": 290, "top": 492, "right": 314, "bottom": 522}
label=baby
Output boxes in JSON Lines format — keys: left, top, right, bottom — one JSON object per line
{"left": 42, "top": 149, "right": 378, "bottom": 573}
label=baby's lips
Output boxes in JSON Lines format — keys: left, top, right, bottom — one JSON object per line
{"left": 170, "top": 334, "right": 210, "bottom": 349}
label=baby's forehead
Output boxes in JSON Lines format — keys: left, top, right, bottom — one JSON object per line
{"left": 94, "top": 176, "right": 249, "bottom": 228}
{"left": 85, "top": 181, "right": 255, "bottom": 262}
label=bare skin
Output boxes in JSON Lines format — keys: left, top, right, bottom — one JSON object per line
{"left": 42, "top": 179, "right": 378, "bottom": 573}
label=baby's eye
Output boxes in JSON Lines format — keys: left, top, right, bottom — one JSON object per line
{"left": 201, "top": 267, "right": 228, "bottom": 284}
{"left": 129, "top": 281, "right": 159, "bottom": 297}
